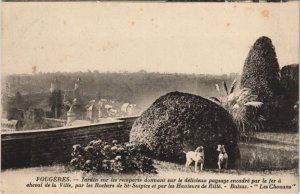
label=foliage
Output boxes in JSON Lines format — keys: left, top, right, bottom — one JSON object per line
{"left": 280, "top": 64, "right": 299, "bottom": 103}
{"left": 241, "top": 36, "right": 281, "bottom": 101}
{"left": 130, "top": 91, "right": 240, "bottom": 169}
{"left": 70, "top": 139, "right": 157, "bottom": 174}
{"left": 279, "top": 64, "right": 299, "bottom": 131}
{"left": 210, "top": 80, "right": 265, "bottom": 141}
{"left": 240, "top": 36, "right": 282, "bottom": 131}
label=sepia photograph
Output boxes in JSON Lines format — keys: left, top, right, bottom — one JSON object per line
{"left": 1, "top": 2, "right": 299, "bottom": 193}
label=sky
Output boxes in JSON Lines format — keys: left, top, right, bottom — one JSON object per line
{"left": 2, "top": 2, "right": 299, "bottom": 75}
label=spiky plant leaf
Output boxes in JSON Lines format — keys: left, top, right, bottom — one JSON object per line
{"left": 237, "top": 88, "right": 251, "bottom": 97}
{"left": 215, "top": 84, "right": 220, "bottom": 94}
{"left": 229, "top": 79, "right": 237, "bottom": 94}
{"left": 208, "top": 97, "right": 221, "bottom": 104}
{"left": 223, "top": 81, "right": 228, "bottom": 95}
{"left": 244, "top": 101, "right": 263, "bottom": 108}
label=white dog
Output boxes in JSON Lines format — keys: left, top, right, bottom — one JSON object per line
{"left": 185, "top": 146, "right": 205, "bottom": 172}
{"left": 217, "top": 144, "right": 228, "bottom": 169}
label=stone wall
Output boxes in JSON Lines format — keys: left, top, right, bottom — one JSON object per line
{"left": 1, "top": 116, "right": 138, "bottom": 169}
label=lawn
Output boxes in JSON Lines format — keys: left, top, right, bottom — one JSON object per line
{"left": 1, "top": 132, "right": 298, "bottom": 193}
{"left": 2, "top": 132, "right": 298, "bottom": 173}
{"left": 238, "top": 132, "right": 298, "bottom": 170}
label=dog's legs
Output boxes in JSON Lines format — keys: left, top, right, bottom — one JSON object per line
{"left": 185, "top": 160, "right": 189, "bottom": 168}
{"left": 185, "top": 158, "right": 192, "bottom": 167}
{"left": 185, "top": 159, "right": 192, "bottom": 172}
{"left": 200, "top": 163, "right": 203, "bottom": 171}
{"left": 225, "top": 160, "right": 228, "bottom": 169}
{"left": 217, "top": 161, "right": 221, "bottom": 170}
{"left": 195, "top": 161, "right": 198, "bottom": 172}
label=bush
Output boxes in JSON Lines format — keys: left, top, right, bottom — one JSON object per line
{"left": 240, "top": 36, "right": 283, "bottom": 131}
{"left": 241, "top": 36, "right": 281, "bottom": 101}
{"left": 130, "top": 91, "right": 240, "bottom": 169}
{"left": 69, "top": 139, "right": 156, "bottom": 174}
{"left": 280, "top": 64, "right": 299, "bottom": 131}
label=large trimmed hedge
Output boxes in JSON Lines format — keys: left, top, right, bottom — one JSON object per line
{"left": 130, "top": 91, "right": 240, "bottom": 169}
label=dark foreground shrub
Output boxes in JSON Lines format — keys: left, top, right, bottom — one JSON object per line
{"left": 280, "top": 64, "right": 299, "bottom": 131}
{"left": 130, "top": 91, "right": 240, "bottom": 169}
{"left": 70, "top": 139, "right": 157, "bottom": 174}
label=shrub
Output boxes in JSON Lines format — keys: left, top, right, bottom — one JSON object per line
{"left": 210, "top": 80, "right": 265, "bottom": 141}
{"left": 280, "top": 64, "right": 299, "bottom": 131}
{"left": 69, "top": 139, "right": 157, "bottom": 174}
{"left": 241, "top": 36, "right": 281, "bottom": 101}
{"left": 240, "top": 36, "right": 283, "bottom": 131}
{"left": 130, "top": 91, "right": 240, "bottom": 169}
{"left": 280, "top": 64, "right": 299, "bottom": 103}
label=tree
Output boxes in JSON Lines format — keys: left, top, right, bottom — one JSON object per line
{"left": 279, "top": 64, "right": 299, "bottom": 131}
{"left": 241, "top": 36, "right": 281, "bottom": 101}
{"left": 240, "top": 36, "right": 282, "bottom": 131}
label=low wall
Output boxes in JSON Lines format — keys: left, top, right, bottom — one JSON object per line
{"left": 1, "top": 116, "right": 139, "bottom": 170}
{"left": 42, "top": 117, "right": 67, "bottom": 126}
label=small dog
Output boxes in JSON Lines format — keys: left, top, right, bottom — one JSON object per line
{"left": 185, "top": 146, "right": 205, "bottom": 172}
{"left": 217, "top": 144, "right": 228, "bottom": 169}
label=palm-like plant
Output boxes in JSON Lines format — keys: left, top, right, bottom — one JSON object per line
{"left": 209, "top": 79, "right": 265, "bottom": 141}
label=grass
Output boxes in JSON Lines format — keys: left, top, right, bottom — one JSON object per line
{"left": 1, "top": 132, "right": 298, "bottom": 175}
{"left": 254, "top": 132, "right": 298, "bottom": 145}
{"left": 238, "top": 132, "right": 298, "bottom": 171}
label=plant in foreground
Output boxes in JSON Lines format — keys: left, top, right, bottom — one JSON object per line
{"left": 70, "top": 139, "right": 157, "bottom": 174}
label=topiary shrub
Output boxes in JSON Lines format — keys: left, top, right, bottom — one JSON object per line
{"left": 70, "top": 139, "right": 156, "bottom": 173}
{"left": 241, "top": 36, "right": 281, "bottom": 101}
{"left": 280, "top": 64, "right": 299, "bottom": 131}
{"left": 280, "top": 64, "right": 299, "bottom": 104}
{"left": 240, "top": 36, "right": 283, "bottom": 131}
{"left": 130, "top": 91, "right": 240, "bottom": 169}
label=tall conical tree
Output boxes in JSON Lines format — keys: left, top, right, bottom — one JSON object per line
{"left": 241, "top": 36, "right": 283, "bottom": 131}
{"left": 241, "top": 36, "right": 281, "bottom": 101}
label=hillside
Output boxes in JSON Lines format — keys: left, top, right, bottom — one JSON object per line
{"left": 2, "top": 72, "right": 238, "bottom": 111}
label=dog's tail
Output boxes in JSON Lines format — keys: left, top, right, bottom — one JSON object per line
{"left": 182, "top": 151, "right": 187, "bottom": 154}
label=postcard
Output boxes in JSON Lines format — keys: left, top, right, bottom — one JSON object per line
{"left": 1, "top": 2, "right": 299, "bottom": 193}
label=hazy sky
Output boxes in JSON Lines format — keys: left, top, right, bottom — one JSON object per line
{"left": 2, "top": 2, "right": 299, "bottom": 75}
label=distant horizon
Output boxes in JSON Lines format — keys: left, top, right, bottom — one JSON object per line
{"left": 3, "top": 69, "right": 241, "bottom": 77}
